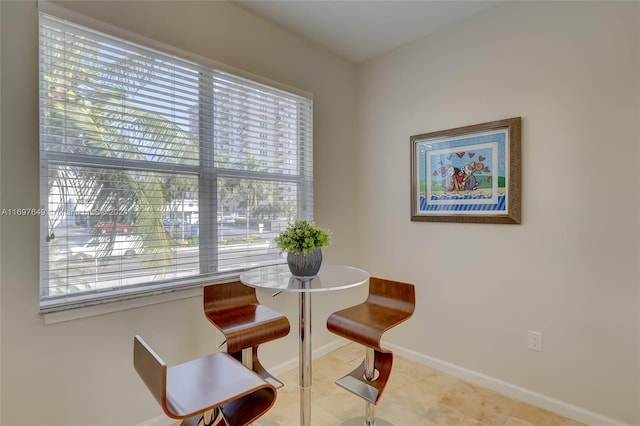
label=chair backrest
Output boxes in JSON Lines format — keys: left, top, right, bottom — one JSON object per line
{"left": 134, "top": 334, "right": 277, "bottom": 423}
{"left": 203, "top": 281, "right": 258, "bottom": 314}
{"left": 133, "top": 335, "right": 167, "bottom": 412}
{"left": 367, "top": 277, "right": 416, "bottom": 316}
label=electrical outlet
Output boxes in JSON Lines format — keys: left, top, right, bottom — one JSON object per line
{"left": 527, "top": 330, "right": 543, "bottom": 352}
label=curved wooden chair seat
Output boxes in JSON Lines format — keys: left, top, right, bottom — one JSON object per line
{"left": 133, "top": 335, "right": 276, "bottom": 426}
{"left": 203, "top": 281, "right": 290, "bottom": 387}
{"left": 327, "top": 277, "right": 415, "bottom": 409}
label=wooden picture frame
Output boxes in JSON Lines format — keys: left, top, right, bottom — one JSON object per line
{"left": 410, "top": 117, "right": 521, "bottom": 224}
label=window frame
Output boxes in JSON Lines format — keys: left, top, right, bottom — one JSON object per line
{"left": 38, "top": 5, "right": 314, "bottom": 314}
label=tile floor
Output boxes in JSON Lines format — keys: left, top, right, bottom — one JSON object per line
{"left": 255, "top": 343, "right": 585, "bottom": 426}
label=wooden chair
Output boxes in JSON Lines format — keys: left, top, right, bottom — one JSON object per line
{"left": 133, "top": 335, "right": 276, "bottom": 426}
{"left": 326, "top": 277, "right": 415, "bottom": 426}
{"left": 203, "top": 281, "right": 290, "bottom": 388}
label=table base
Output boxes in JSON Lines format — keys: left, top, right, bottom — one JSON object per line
{"left": 299, "top": 291, "right": 311, "bottom": 426}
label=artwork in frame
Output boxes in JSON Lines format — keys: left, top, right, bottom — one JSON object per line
{"left": 410, "top": 117, "right": 521, "bottom": 224}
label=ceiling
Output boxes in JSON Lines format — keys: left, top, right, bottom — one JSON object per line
{"left": 232, "top": 1, "right": 501, "bottom": 64}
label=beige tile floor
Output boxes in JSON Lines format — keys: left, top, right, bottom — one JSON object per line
{"left": 255, "top": 343, "right": 585, "bottom": 426}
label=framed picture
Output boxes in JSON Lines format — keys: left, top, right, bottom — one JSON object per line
{"left": 410, "top": 117, "right": 521, "bottom": 224}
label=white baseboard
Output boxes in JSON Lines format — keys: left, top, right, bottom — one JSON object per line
{"left": 384, "top": 342, "right": 630, "bottom": 426}
{"left": 137, "top": 339, "right": 630, "bottom": 426}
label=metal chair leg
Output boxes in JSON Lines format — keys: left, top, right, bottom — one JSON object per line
{"left": 364, "top": 347, "right": 376, "bottom": 426}
{"left": 242, "top": 347, "right": 253, "bottom": 369}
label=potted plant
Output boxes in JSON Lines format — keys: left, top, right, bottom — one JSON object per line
{"left": 274, "top": 219, "right": 332, "bottom": 277}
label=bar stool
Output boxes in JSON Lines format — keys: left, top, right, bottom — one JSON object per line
{"left": 326, "top": 277, "right": 415, "bottom": 426}
{"left": 133, "top": 335, "right": 276, "bottom": 426}
{"left": 203, "top": 281, "right": 291, "bottom": 388}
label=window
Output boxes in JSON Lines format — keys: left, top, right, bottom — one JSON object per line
{"left": 39, "top": 13, "right": 313, "bottom": 311}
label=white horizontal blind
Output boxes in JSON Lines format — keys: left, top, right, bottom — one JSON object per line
{"left": 39, "top": 13, "right": 313, "bottom": 310}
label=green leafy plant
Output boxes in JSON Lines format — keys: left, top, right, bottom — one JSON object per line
{"left": 274, "top": 219, "right": 331, "bottom": 255}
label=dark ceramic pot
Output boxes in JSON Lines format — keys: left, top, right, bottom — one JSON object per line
{"left": 287, "top": 248, "right": 322, "bottom": 277}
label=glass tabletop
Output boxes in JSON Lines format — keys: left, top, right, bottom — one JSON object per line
{"left": 240, "top": 263, "right": 369, "bottom": 293}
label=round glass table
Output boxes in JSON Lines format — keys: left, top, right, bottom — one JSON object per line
{"left": 240, "top": 263, "right": 369, "bottom": 426}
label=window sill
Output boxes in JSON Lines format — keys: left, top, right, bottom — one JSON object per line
{"left": 41, "top": 286, "right": 203, "bottom": 325}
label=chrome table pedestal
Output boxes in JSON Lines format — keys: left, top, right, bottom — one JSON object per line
{"left": 241, "top": 264, "right": 369, "bottom": 426}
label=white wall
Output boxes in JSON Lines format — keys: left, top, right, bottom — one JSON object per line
{"left": 0, "top": 1, "right": 363, "bottom": 425}
{"left": 355, "top": 2, "right": 639, "bottom": 425}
